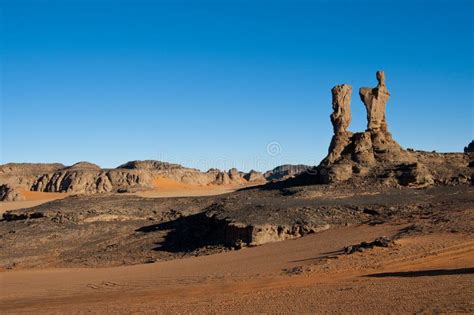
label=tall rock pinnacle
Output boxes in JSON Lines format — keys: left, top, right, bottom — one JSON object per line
{"left": 330, "top": 84, "right": 352, "bottom": 134}
{"left": 325, "top": 84, "right": 353, "bottom": 164}
{"left": 359, "top": 71, "right": 390, "bottom": 132}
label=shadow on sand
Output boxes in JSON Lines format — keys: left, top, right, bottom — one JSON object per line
{"left": 365, "top": 268, "right": 474, "bottom": 278}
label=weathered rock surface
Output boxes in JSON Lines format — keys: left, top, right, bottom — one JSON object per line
{"left": 0, "top": 160, "right": 267, "bottom": 197}
{"left": 0, "top": 163, "right": 64, "bottom": 190}
{"left": 0, "top": 185, "right": 25, "bottom": 202}
{"left": 244, "top": 170, "right": 265, "bottom": 182}
{"left": 360, "top": 70, "right": 390, "bottom": 132}
{"left": 331, "top": 84, "right": 352, "bottom": 134}
{"left": 326, "top": 84, "right": 354, "bottom": 164}
{"left": 285, "top": 71, "right": 472, "bottom": 188}
{"left": 264, "top": 165, "right": 311, "bottom": 181}
{"left": 117, "top": 160, "right": 182, "bottom": 170}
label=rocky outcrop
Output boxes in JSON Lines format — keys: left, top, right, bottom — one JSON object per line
{"left": 0, "top": 185, "right": 25, "bottom": 202}
{"left": 1, "top": 160, "right": 268, "bottom": 196}
{"left": 117, "top": 160, "right": 182, "bottom": 170}
{"left": 305, "top": 71, "right": 472, "bottom": 187}
{"left": 465, "top": 141, "right": 474, "bottom": 153}
{"left": 243, "top": 170, "right": 265, "bottom": 182}
{"left": 160, "top": 203, "right": 332, "bottom": 250}
{"left": 264, "top": 164, "right": 311, "bottom": 181}
{"left": 0, "top": 163, "right": 64, "bottom": 191}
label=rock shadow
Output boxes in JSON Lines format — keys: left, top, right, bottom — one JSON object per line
{"left": 136, "top": 212, "right": 252, "bottom": 253}
{"left": 365, "top": 268, "right": 474, "bottom": 278}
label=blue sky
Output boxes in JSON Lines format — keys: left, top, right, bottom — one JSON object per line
{"left": 1, "top": 0, "right": 472, "bottom": 171}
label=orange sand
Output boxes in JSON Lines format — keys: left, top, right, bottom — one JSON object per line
{"left": 1, "top": 224, "right": 472, "bottom": 313}
{"left": 0, "top": 190, "right": 69, "bottom": 213}
{"left": 135, "top": 176, "right": 253, "bottom": 198}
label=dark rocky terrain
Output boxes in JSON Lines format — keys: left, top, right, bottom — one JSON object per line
{"left": 0, "top": 184, "right": 472, "bottom": 269}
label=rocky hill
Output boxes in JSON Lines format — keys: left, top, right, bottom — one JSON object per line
{"left": 0, "top": 161, "right": 267, "bottom": 197}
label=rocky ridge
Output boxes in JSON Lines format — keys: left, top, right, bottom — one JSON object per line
{"left": 0, "top": 161, "right": 266, "bottom": 196}
{"left": 264, "top": 164, "right": 311, "bottom": 181}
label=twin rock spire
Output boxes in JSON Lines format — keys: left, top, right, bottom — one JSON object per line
{"left": 322, "top": 71, "right": 404, "bottom": 181}
{"left": 331, "top": 70, "right": 390, "bottom": 136}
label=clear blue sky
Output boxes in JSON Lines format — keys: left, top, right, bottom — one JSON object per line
{"left": 1, "top": 0, "right": 472, "bottom": 172}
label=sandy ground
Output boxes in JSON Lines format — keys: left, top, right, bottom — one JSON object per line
{"left": 0, "top": 180, "right": 246, "bottom": 214}
{"left": 0, "top": 191, "right": 69, "bottom": 214}
{"left": 135, "top": 177, "right": 243, "bottom": 198}
{"left": 1, "top": 223, "right": 472, "bottom": 313}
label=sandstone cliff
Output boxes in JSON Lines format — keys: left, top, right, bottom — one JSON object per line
{"left": 0, "top": 160, "right": 267, "bottom": 197}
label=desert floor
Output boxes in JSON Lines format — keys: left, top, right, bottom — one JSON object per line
{"left": 1, "top": 222, "right": 473, "bottom": 313}
{"left": 0, "top": 191, "right": 69, "bottom": 214}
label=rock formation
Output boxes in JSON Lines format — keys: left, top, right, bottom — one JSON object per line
{"left": 326, "top": 84, "right": 353, "bottom": 164}
{"left": 0, "top": 185, "right": 25, "bottom": 202}
{"left": 244, "top": 170, "right": 265, "bottom": 182}
{"left": 464, "top": 141, "right": 474, "bottom": 153}
{"left": 264, "top": 164, "right": 311, "bottom": 181}
{"left": 331, "top": 84, "right": 352, "bottom": 134}
{"left": 311, "top": 71, "right": 471, "bottom": 187}
{"left": 360, "top": 71, "right": 390, "bottom": 131}
{"left": 0, "top": 160, "right": 268, "bottom": 198}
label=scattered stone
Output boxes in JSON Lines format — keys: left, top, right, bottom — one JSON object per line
{"left": 363, "top": 208, "right": 380, "bottom": 216}
{"left": 344, "top": 236, "right": 393, "bottom": 254}
{"left": 2, "top": 212, "right": 28, "bottom": 221}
